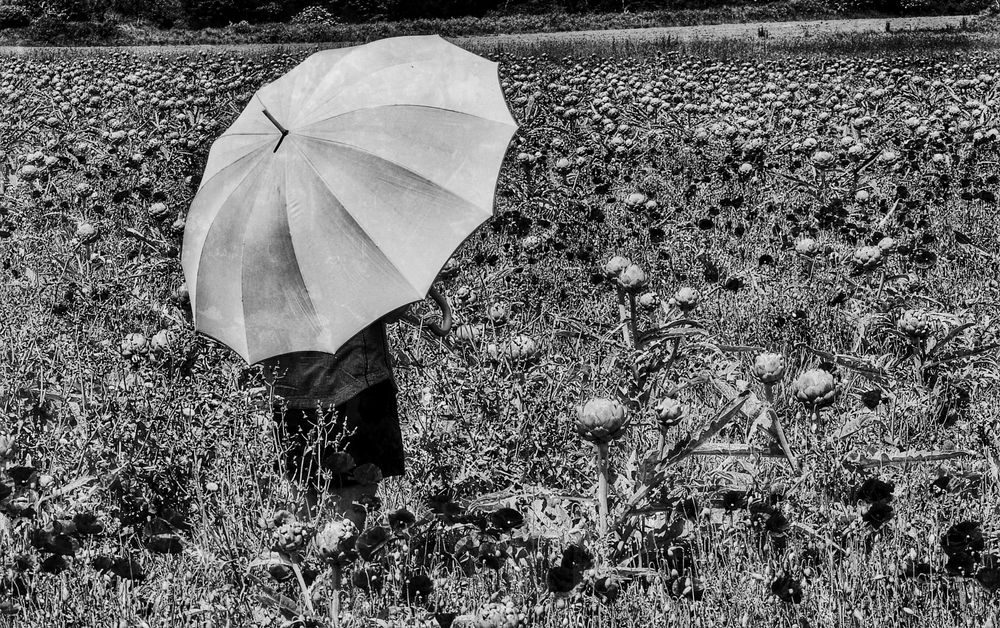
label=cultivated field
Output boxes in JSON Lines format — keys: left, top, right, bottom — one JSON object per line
{"left": 1, "top": 34, "right": 1000, "bottom": 628}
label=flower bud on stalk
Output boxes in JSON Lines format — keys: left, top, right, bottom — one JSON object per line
{"left": 792, "top": 369, "right": 837, "bottom": 432}
{"left": 314, "top": 518, "right": 358, "bottom": 628}
{"left": 576, "top": 399, "right": 627, "bottom": 539}
{"left": 751, "top": 353, "right": 799, "bottom": 473}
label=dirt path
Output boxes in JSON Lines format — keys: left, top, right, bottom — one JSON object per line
{"left": 0, "top": 14, "right": 978, "bottom": 55}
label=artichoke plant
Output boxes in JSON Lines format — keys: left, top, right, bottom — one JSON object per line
{"left": 792, "top": 368, "right": 838, "bottom": 430}
{"left": 314, "top": 517, "right": 359, "bottom": 628}
{"left": 576, "top": 398, "right": 627, "bottom": 539}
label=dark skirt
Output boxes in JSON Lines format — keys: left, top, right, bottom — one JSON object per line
{"left": 273, "top": 378, "right": 405, "bottom": 488}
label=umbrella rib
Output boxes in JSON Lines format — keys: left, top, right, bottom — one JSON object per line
{"left": 291, "top": 54, "right": 455, "bottom": 126}
{"left": 295, "top": 132, "right": 492, "bottom": 218}
{"left": 298, "top": 102, "right": 515, "bottom": 131}
{"left": 287, "top": 140, "right": 426, "bottom": 299}
{"left": 195, "top": 136, "right": 274, "bottom": 192}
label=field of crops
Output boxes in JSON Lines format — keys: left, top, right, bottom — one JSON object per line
{"left": 1, "top": 41, "right": 1000, "bottom": 628}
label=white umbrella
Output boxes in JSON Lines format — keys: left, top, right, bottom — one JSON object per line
{"left": 181, "top": 35, "right": 518, "bottom": 363}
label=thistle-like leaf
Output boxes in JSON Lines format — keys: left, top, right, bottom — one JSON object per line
{"left": 843, "top": 448, "right": 977, "bottom": 470}
{"left": 797, "top": 344, "right": 889, "bottom": 383}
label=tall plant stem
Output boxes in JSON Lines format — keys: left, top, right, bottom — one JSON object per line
{"left": 615, "top": 287, "right": 633, "bottom": 348}
{"left": 290, "top": 561, "right": 316, "bottom": 615}
{"left": 764, "top": 384, "right": 800, "bottom": 474}
{"left": 596, "top": 442, "right": 610, "bottom": 540}
{"left": 328, "top": 564, "right": 342, "bottom": 628}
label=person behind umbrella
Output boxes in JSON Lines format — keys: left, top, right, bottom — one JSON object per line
{"left": 259, "top": 288, "right": 452, "bottom": 526}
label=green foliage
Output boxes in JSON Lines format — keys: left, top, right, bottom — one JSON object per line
{"left": 180, "top": 0, "right": 257, "bottom": 27}
{"left": 106, "top": 0, "right": 184, "bottom": 27}
{"left": 0, "top": 5, "right": 31, "bottom": 27}
{"left": 25, "top": 13, "right": 123, "bottom": 41}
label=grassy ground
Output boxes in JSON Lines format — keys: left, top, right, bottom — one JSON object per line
{"left": 1, "top": 26, "right": 999, "bottom": 628}
{"left": 0, "top": 3, "right": 985, "bottom": 47}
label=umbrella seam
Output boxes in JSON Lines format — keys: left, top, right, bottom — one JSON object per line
{"left": 274, "top": 150, "right": 326, "bottom": 348}
{"left": 290, "top": 41, "right": 465, "bottom": 126}
{"left": 196, "top": 135, "right": 276, "bottom": 193}
{"left": 193, "top": 153, "right": 273, "bottom": 361}
{"left": 297, "top": 102, "right": 516, "bottom": 133}
{"left": 287, "top": 139, "right": 426, "bottom": 300}
{"left": 295, "top": 133, "right": 494, "bottom": 221}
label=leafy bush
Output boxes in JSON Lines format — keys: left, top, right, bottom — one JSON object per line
{"left": 0, "top": 5, "right": 31, "bottom": 27}
{"left": 106, "top": 0, "right": 184, "bottom": 27}
{"left": 291, "top": 5, "right": 340, "bottom": 24}
{"left": 25, "top": 13, "right": 122, "bottom": 42}
{"left": 180, "top": 0, "right": 251, "bottom": 27}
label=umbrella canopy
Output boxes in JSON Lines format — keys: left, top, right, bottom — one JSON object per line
{"left": 182, "top": 35, "right": 518, "bottom": 364}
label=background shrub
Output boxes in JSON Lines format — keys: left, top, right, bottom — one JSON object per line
{"left": 0, "top": 5, "right": 31, "bottom": 27}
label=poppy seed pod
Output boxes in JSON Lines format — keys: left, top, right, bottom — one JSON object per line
{"left": 314, "top": 519, "right": 358, "bottom": 566}
{"left": 897, "top": 309, "right": 933, "bottom": 339}
{"left": 603, "top": 255, "right": 631, "bottom": 278}
{"left": 616, "top": 264, "right": 647, "bottom": 293}
{"left": 752, "top": 353, "right": 786, "bottom": 384}
{"left": 576, "top": 398, "right": 627, "bottom": 444}
{"left": 791, "top": 369, "right": 837, "bottom": 408}
{"left": 655, "top": 397, "right": 684, "bottom": 428}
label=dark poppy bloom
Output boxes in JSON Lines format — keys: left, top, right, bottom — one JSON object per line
{"left": 387, "top": 508, "right": 416, "bottom": 531}
{"left": 547, "top": 565, "right": 577, "bottom": 593}
{"left": 403, "top": 573, "right": 434, "bottom": 602}
{"left": 942, "top": 521, "right": 985, "bottom": 557}
{"left": 73, "top": 512, "right": 104, "bottom": 535}
{"left": 40, "top": 554, "right": 68, "bottom": 574}
{"left": 560, "top": 544, "right": 594, "bottom": 573}
{"left": 489, "top": 507, "right": 524, "bottom": 531}
{"left": 945, "top": 552, "right": 977, "bottom": 577}
{"left": 593, "top": 575, "right": 622, "bottom": 603}
{"left": 900, "top": 559, "right": 932, "bottom": 580}
{"left": 976, "top": 555, "right": 1000, "bottom": 592}
{"left": 719, "top": 489, "right": 748, "bottom": 512}
{"left": 352, "top": 566, "right": 385, "bottom": 594}
{"left": 356, "top": 526, "right": 391, "bottom": 562}
{"left": 863, "top": 503, "right": 894, "bottom": 529}
{"left": 860, "top": 389, "right": 882, "bottom": 409}
{"left": 434, "top": 613, "right": 458, "bottom": 628}
{"left": 857, "top": 478, "right": 894, "bottom": 504}
{"left": 770, "top": 575, "right": 803, "bottom": 604}
{"left": 479, "top": 541, "right": 508, "bottom": 570}
{"left": 765, "top": 511, "right": 790, "bottom": 535}
{"left": 679, "top": 496, "right": 701, "bottom": 521}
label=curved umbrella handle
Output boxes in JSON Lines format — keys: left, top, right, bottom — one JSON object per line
{"left": 425, "top": 287, "right": 453, "bottom": 337}
{"left": 397, "top": 287, "right": 452, "bottom": 337}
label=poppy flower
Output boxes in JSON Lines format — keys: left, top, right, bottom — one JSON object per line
{"left": 856, "top": 478, "right": 894, "bottom": 503}
{"left": 976, "top": 555, "right": 1000, "bottom": 592}
{"left": 547, "top": 565, "right": 577, "bottom": 593}
{"left": 403, "top": 573, "right": 434, "bottom": 602}
{"left": 489, "top": 507, "right": 525, "bottom": 531}
{"left": 770, "top": 574, "right": 803, "bottom": 604}
{"left": 942, "top": 521, "right": 985, "bottom": 557}
{"left": 863, "top": 503, "right": 894, "bottom": 529}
